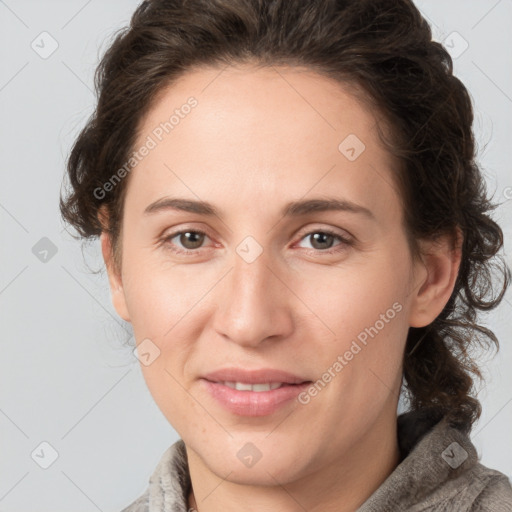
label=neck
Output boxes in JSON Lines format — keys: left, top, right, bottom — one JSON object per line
{"left": 186, "top": 413, "right": 401, "bottom": 512}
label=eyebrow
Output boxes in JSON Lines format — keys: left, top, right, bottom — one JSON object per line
{"left": 143, "top": 196, "right": 375, "bottom": 220}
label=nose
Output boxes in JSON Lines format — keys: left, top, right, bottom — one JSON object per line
{"left": 211, "top": 248, "right": 294, "bottom": 348}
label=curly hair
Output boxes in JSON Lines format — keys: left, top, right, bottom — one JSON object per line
{"left": 60, "top": 0, "right": 510, "bottom": 431}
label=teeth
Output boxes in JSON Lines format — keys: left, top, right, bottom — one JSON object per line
{"left": 223, "top": 381, "right": 284, "bottom": 391}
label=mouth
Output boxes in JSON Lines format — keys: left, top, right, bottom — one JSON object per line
{"left": 199, "top": 368, "right": 313, "bottom": 416}
{"left": 201, "top": 367, "right": 311, "bottom": 386}
{"left": 205, "top": 380, "right": 311, "bottom": 392}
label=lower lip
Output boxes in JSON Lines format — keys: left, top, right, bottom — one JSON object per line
{"left": 201, "top": 379, "right": 312, "bottom": 416}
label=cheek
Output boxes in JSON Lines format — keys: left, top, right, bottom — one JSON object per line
{"left": 121, "top": 251, "right": 191, "bottom": 339}
{"left": 120, "top": 253, "right": 213, "bottom": 382}
{"left": 122, "top": 257, "right": 199, "bottom": 422}
{"left": 292, "top": 248, "right": 411, "bottom": 396}
{"left": 293, "top": 250, "right": 411, "bottom": 338}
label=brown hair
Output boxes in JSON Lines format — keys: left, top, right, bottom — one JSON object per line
{"left": 60, "top": 0, "right": 510, "bottom": 431}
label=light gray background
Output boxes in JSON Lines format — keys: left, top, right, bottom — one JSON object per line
{"left": 0, "top": 1, "right": 511, "bottom": 510}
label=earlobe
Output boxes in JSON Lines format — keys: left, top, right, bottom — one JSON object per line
{"left": 100, "top": 230, "right": 131, "bottom": 323}
{"left": 408, "top": 232, "right": 462, "bottom": 328}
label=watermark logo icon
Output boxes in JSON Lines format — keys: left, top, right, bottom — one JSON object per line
{"left": 236, "top": 236, "right": 263, "bottom": 264}
{"left": 338, "top": 134, "right": 366, "bottom": 161}
{"left": 133, "top": 338, "right": 161, "bottom": 366}
{"left": 441, "top": 441, "right": 468, "bottom": 469}
{"left": 443, "top": 31, "right": 469, "bottom": 59}
{"left": 237, "top": 442, "right": 262, "bottom": 468}
{"left": 31, "top": 31, "right": 59, "bottom": 59}
{"left": 31, "top": 441, "right": 59, "bottom": 469}
{"left": 32, "top": 237, "right": 58, "bottom": 263}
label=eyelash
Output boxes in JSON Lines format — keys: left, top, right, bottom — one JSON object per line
{"left": 160, "top": 228, "right": 353, "bottom": 256}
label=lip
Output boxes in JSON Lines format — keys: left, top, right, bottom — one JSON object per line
{"left": 202, "top": 367, "right": 310, "bottom": 385}
{"left": 200, "top": 379, "right": 312, "bottom": 416}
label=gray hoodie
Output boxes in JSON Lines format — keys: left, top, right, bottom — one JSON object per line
{"left": 120, "top": 408, "right": 512, "bottom": 511}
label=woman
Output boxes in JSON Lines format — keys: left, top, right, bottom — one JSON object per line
{"left": 59, "top": 0, "right": 512, "bottom": 510}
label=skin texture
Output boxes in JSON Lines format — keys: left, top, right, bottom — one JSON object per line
{"left": 100, "top": 64, "right": 461, "bottom": 512}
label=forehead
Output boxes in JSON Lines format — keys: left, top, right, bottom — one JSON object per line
{"left": 125, "top": 64, "right": 402, "bottom": 223}
{"left": 138, "top": 63, "right": 382, "bottom": 145}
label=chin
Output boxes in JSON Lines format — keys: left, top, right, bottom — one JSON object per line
{"left": 198, "top": 436, "right": 309, "bottom": 484}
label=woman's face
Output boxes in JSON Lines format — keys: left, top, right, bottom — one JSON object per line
{"left": 103, "top": 64, "right": 432, "bottom": 485}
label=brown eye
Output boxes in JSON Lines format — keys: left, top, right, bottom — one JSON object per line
{"left": 308, "top": 232, "right": 336, "bottom": 250}
{"left": 178, "top": 231, "right": 205, "bottom": 249}
{"left": 163, "top": 230, "right": 209, "bottom": 253}
{"left": 296, "top": 229, "right": 352, "bottom": 254}
{"left": 162, "top": 227, "right": 352, "bottom": 256}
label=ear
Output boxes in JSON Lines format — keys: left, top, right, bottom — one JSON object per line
{"left": 408, "top": 229, "right": 462, "bottom": 328}
{"left": 98, "top": 207, "right": 131, "bottom": 322}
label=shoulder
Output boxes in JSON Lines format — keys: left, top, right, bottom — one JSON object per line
{"left": 119, "top": 488, "right": 149, "bottom": 512}
{"left": 118, "top": 439, "right": 189, "bottom": 512}
{"left": 467, "top": 464, "right": 512, "bottom": 512}
{"left": 415, "top": 463, "right": 512, "bottom": 512}
{"left": 362, "top": 409, "right": 512, "bottom": 512}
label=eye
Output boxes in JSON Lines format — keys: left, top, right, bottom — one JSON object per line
{"left": 162, "top": 229, "right": 211, "bottom": 254}
{"left": 161, "top": 227, "right": 353, "bottom": 256}
{"left": 295, "top": 229, "right": 353, "bottom": 254}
